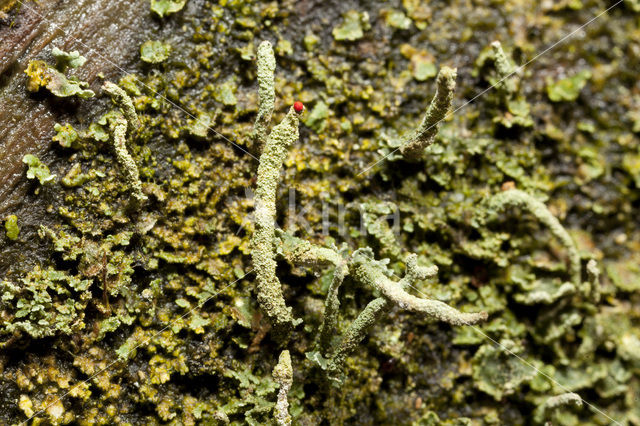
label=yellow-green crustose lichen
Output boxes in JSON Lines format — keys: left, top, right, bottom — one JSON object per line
{"left": 4, "top": 215, "right": 19, "bottom": 241}
{"left": 24, "top": 48, "right": 94, "bottom": 99}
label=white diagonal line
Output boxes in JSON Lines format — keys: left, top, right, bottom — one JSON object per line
{"left": 468, "top": 324, "right": 621, "bottom": 425}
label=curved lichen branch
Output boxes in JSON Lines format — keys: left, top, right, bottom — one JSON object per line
{"left": 325, "top": 297, "right": 390, "bottom": 382}
{"left": 253, "top": 41, "right": 276, "bottom": 148}
{"left": 399, "top": 66, "right": 457, "bottom": 160}
{"left": 276, "top": 229, "right": 342, "bottom": 268}
{"left": 272, "top": 350, "right": 293, "bottom": 426}
{"left": 401, "top": 253, "right": 438, "bottom": 285}
{"left": 278, "top": 232, "right": 487, "bottom": 382}
{"left": 350, "top": 250, "right": 488, "bottom": 326}
{"left": 102, "top": 81, "right": 140, "bottom": 131}
{"left": 544, "top": 392, "right": 582, "bottom": 410}
{"left": 322, "top": 251, "right": 484, "bottom": 384}
{"left": 251, "top": 106, "right": 301, "bottom": 331}
{"left": 106, "top": 113, "right": 147, "bottom": 204}
{"left": 317, "top": 259, "right": 349, "bottom": 354}
{"left": 586, "top": 259, "right": 601, "bottom": 303}
{"left": 478, "top": 189, "right": 581, "bottom": 287}
{"left": 534, "top": 392, "right": 582, "bottom": 423}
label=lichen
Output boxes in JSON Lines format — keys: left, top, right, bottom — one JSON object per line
{"left": 5, "top": 1, "right": 640, "bottom": 424}
{"left": 150, "top": 0, "right": 187, "bottom": 18}
{"left": 24, "top": 48, "right": 94, "bottom": 99}
{"left": 475, "top": 188, "right": 582, "bottom": 288}
{"left": 251, "top": 106, "right": 301, "bottom": 332}
{"left": 280, "top": 235, "right": 486, "bottom": 384}
{"left": 332, "top": 10, "right": 370, "bottom": 41}
{"left": 4, "top": 215, "right": 19, "bottom": 241}
{"left": 399, "top": 66, "right": 457, "bottom": 160}
{"left": 252, "top": 41, "right": 276, "bottom": 147}
{"left": 51, "top": 47, "right": 87, "bottom": 71}
{"left": 0, "top": 266, "right": 91, "bottom": 340}
{"left": 547, "top": 70, "right": 591, "bottom": 102}
{"left": 140, "top": 40, "right": 172, "bottom": 64}
{"left": 533, "top": 392, "right": 583, "bottom": 423}
{"left": 22, "top": 154, "right": 56, "bottom": 185}
{"left": 102, "top": 81, "right": 141, "bottom": 130}
{"left": 52, "top": 123, "right": 79, "bottom": 148}
{"left": 105, "top": 113, "right": 147, "bottom": 204}
{"left": 272, "top": 350, "right": 293, "bottom": 426}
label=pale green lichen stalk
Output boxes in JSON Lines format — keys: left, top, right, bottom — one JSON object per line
{"left": 102, "top": 81, "right": 141, "bottom": 131}
{"left": 276, "top": 230, "right": 342, "bottom": 268}
{"left": 320, "top": 247, "right": 486, "bottom": 383}
{"left": 251, "top": 106, "right": 300, "bottom": 331}
{"left": 317, "top": 260, "right": 348, "bottom": 352}
{"left": 253, "top": 41, "right": 276, "bottom": 147}
{"left": 534, "top": 392, "right": 582, "bottom": 423}
{"left": 399, "top": 66, "right": 457, "bottom": 160}
{"left": 325, "top": 296, "right": 389, "bottom": 380}
{"left": 107, "top": 114, "right": 147, "bottom": 204}
{"left": 544, "top": 392, "right": 582, "bottom": 410}
{"left": 350, "top": 250, "right": 487, "bottom": 326}
{"left": 478, "top": 189, "right": 581, "bottom": 287}
{"left": 586, "top": 259, "right": 601, "bottom": 303}
{"left": 272, "top": 350, "right": 293, "bottom": 426}
{"left": 490, "top": 41, "right": 517, "bottom": 95}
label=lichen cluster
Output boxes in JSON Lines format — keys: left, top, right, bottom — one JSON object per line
{"left": 2, "top": 0, "right": 640, "bottom": 424}
{"left": 24, "top": 47, "right": 94, "bottom": 99}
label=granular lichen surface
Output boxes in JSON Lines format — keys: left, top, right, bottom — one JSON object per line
{"left": 1, "top": 0, "right": 640, "bottom": 424}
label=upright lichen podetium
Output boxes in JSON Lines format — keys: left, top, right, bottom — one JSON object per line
{"left": 399, "top": 66, "right": 457, "bottom": 160}
{"left": 107, "top": 113, "right": 147, "bottom": 204}
{"left": 251, "top": 106, "right": 301, "bottom": 334}
{"left": 102, "top": 80, "right": 147, "bottom": 204}
{"left": 272, "top": 350, "right": 293, "bottom": 426}
{"left": 102, "top": 81, "right": 141, "bottom": 131}
{"left": 489, "top": 41, "right": 517, "bottom": 95}
{"left": 252, "top": 41, "right": 276, "bottom": 148}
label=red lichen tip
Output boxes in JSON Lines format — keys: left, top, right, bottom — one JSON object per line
{"left": 293, "top": 101, "right": 304, "bottom": 114}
